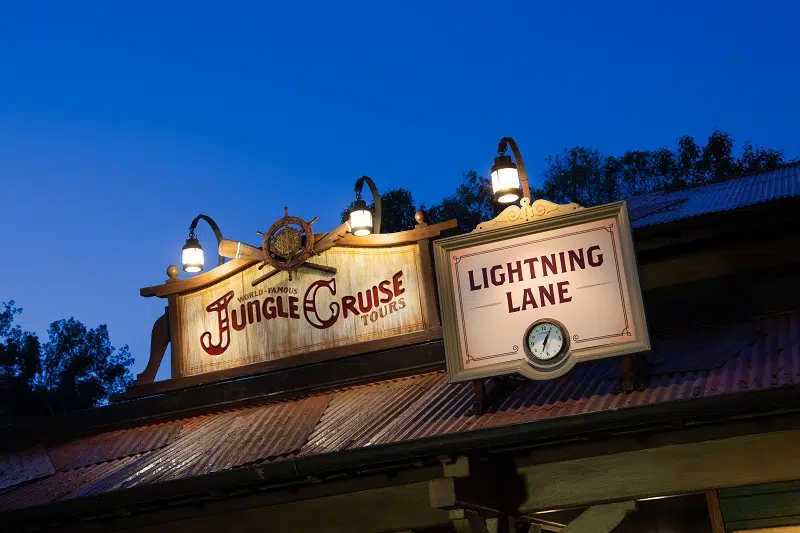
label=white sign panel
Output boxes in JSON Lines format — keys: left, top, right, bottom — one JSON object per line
{"left": 434, "top": 200, "right": 650, "bottom": 381}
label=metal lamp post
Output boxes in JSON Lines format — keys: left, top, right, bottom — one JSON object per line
{"left": 349, "top": 176, "right": 382, "bottom": 236}
{"left": 181, "top": 214, "right": 224, "bottom": 273}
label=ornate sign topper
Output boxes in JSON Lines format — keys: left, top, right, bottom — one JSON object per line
{"left": 434, "top": 200, "right": 650, "bottom": 381}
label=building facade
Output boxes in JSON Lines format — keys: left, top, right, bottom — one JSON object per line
{"left": 1, "top": 165, "right": 800, "bottom": 533}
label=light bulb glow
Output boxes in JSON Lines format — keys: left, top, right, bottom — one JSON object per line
{"left": 182, "top": 245, "right": 204, "bottom": 273}
{"left": 349, "top": 208, "right": 373, "bottom": 237}
{"left": 491, "top": 166, "right": 522, "bottom": 204}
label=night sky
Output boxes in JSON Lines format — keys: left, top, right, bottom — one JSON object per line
{"left": 1, "top": 1, "right": 798, "bottom": 381}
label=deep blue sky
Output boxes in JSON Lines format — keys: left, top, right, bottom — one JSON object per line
{"left": 1, "top": 1, "right": 798, "bottom": 381}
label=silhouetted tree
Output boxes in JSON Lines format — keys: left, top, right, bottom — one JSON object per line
{"left": 426, "top": 170, "right": 501, "bottom": 233}
{"left": 0, "top": 302, "right": 42, "bottom": 418}
{"left": 0, "top": 301, "right": 133, "bottom": 420}
{"left": 338, "top": 130, "right": 789, "bottom": 231}
{"left": 536, "top": 130, "right": 788, "bottom": 206}
{"left": 340, "top": 188, "right": 418, "bottom": 233}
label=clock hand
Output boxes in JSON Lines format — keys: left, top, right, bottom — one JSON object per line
{"left": 541, "top": 329, "right": 551, "bottom": 352}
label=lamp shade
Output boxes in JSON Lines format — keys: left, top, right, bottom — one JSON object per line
{"left": 181, "top": 237, "right": 204, "bottom": 273}
{"left": 349, "top": 199, "right": 373, "bottom": 237}
{"left": 491, "top": 154, "right": 521, "bottom": 204}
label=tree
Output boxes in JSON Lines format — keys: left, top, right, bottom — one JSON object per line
{"left": 340, "top": 188, "right": 418, "bottom": 233}
{"left": 0, "top": 301, "right": 42, "bottom": 418}
{"left": 0, "top": 301, "right": 133, "bottom": 420}
{"left": 537, "top": 130, "right": 789, "bottom": 207}
{"left": 39, "top": 319, "right": 134, "bottom": 413}
{"left": 338, "top": 130, "right": 790, "bottom": 232}
{"left": 534, "top": 147, "right": 618, "bottom": 207}
{"left": 426, "top": 170, "right": 501, "bottom": 233}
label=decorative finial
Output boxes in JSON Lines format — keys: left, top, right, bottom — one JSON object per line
{"left": 166, "top": 265, "right": 180, "bottom": 282}
{"left": 415, "top": 209, "right": 427, "bottom": 227}
{"left": 284, "top": 206, "right": 289, "bottom": 217}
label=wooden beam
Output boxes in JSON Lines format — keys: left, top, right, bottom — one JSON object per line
{"left": 451, "top": 510, "right": 491, "bottom": 533}
{"left": 334, "top": 220, "right": 458, "bottom": 248}
{"left": 706, "top": 491, "right": 726, "bottom": 533}
{"left": 140, "top": 258, "right": 255, "bottom": 298}
{"left": 518, "top": 430, "right": 800, "bottom": 512}
{"left": 560, "top": 502, "right": 636, "bottom": 533}
{"left": 638, "top": 234, "right": 800, "bottom": 291}
{"left": 116, "top": 326, "right": 443, "bottom": 400}
{"left": 62, "top": 481, "right": 451, "bottom": 533}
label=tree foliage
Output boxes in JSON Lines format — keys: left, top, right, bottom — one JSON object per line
{"left": 340, "top": 188, "right": 418, "bottom": 233}
{"left": 339, "top": 131, "right": 788, "bottom": 233}
{"left": 426, "top": 170, "right": 502, "bottom": 233}
{"left": 338, "top": 172, "right": 503, "bottom": 235}
{"left": 534, "top": 130, "right": 788, "bottom": 207}
{"left": 0, "top": 301, "right": 133, "bottom": 420}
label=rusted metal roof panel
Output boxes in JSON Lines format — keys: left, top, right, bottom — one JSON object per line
{"left": 77, "top": 393, "right": 330, "bottom": 495}
{"left": 301, "top": 374, "right": 441, "bottom": 454}
{"left": 48, "top": 420, "right": 182, "bottom": 471}
{"left": 363, "top": 375, "right": 477, "bottom": 445}
{"left": 0, "top": 455, "right": 140, "bottom": 511}
{"left": 1, "top": 311, "right": 797, "bottom": 514}
{"left": 0, "top": 448, "right": 54, "bottom": 490}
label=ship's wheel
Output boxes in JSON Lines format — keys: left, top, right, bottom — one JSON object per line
{"left": 257, "top": 208, "right": 317, "bottom": 276}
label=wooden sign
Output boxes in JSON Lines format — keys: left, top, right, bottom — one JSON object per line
{"left": 175, "top": 244, "right": 429, "bottom": 377}
{"left": 434, "top": 199, "right": 650, "bottom": 381}
{"left": 134, "top": 220, "right": 455, "bottom": 392}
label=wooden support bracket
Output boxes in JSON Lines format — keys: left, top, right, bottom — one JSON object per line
{"left": 620, "top": 354, "right": 648, "bottom": 393}
{"left": 430, "top": 455, "right": 526, "bottom": 522}
{"left": 136, "top": 307, "right": 170, "bottom": 385}
{"left": 472, "top": 380, "right": 487, "bottom": 415}
{"left": 560, "top": 501, "right": 636, "bottom": 533}
{"left": 706, "top": 490, "right": 726, "bottom": 533}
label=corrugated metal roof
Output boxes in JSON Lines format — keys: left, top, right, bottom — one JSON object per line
{"left": 0, "top": 455, "right": 141, "bottom": 511}
{"left": 704, "top": 312, "right": 800, "bottom": 395}
{"left": 1, "top": 310, "right": 797, "bottom": 513}
{"left": 0, "top": 448, "right": 54, "bottom": 490}
{"left": 629, "top": 163, "right": 800, "bottom": 228}
{"left": 76, "top": 393, "right": 330, "bottom": 497}
{"left": 48, "top": 420, "right": 182, "bottom": 471}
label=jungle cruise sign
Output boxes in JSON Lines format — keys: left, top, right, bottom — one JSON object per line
{"left": 434, "top": 199, "right": 650, "bottom": 381}
{"left": 136, "top": 211, "right": 450, "bottom": 386}
{"left": 177, "top": 246, "right": 423, "bottom": 377}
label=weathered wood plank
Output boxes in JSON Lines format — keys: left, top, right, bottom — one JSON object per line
{"left": 67, "top": 481, "right": 451, "bottom": 533}
{"left": 518, "top": 430, "right": 800, "bottom": 512}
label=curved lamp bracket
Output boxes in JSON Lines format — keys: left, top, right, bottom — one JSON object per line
{"left": 189, "top": 214, "right": 225, "bottom": 267}
{"left": 498, "top": 136, "right": 531, "bottom": 201}
{"left": 354, "top": 175, "right": 382, "bottom": 234}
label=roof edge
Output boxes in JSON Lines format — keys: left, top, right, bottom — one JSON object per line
{"left": 3, "top": 384, "right": 798, "bottom": 527}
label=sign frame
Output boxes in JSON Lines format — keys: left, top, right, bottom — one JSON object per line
{"left": 433, "top": 200, "right": 650, "bottom": 382}
{"left": 122, "top": 220, "right": 458, "bottom": 400}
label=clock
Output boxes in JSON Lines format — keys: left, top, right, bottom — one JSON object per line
{"left": 523, "top": 319, "right": 570, "bottom": 370}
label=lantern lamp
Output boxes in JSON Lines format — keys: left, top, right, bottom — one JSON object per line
{"left": 491, "top": 137, "right": 531, "bottom": 205}
{"left": 491, "top": 153, "right": 522, "bottom": 204}
{"left": 181, "top": 233, "right": 204, "bottom": 273}
{"left": 180, "top": 214, "right": 224, "bottom": 274}
{"left": 349, "top": 176, "right": 382, "bottom": 237}
{"left": 349, "top": 198, "right": 374, "bottom": 237}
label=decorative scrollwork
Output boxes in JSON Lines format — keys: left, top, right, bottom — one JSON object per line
{"left": 473, "top": 197, "right": 584, "bottom": 233}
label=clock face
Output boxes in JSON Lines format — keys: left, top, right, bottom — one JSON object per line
{"left": 525, "top": 321, "right": 567, "bottom": 363}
